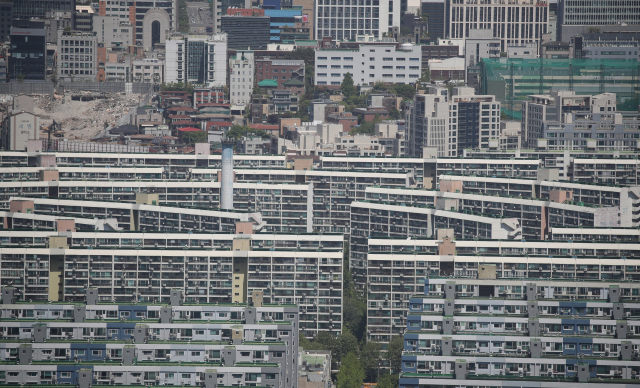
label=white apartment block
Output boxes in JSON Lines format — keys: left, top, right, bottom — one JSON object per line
{"left": 229, "top": 51, "right": 254, "bottom": 106}
{"left": 314, "top": 0, "right": 401, "bottom": 41}
{"left": 56, "top": 30, "right": 97, "bottom": 82}
{"left": 132, "top": 58, "right": 165, "bottom": 84}
{"left": 448, "top": 0, "right": 549, "bottom": 52}
{"left": 93, "top": 15, "right": 134, "bottom": 48}
{"left": 315, "top": 44, "right": 421, "bottom": 87}
{"left": 165, "top": 34, "right": 227, "bottom": 87}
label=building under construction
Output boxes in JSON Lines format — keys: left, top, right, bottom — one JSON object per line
{"left": 479, "top": 58, "right": 640, "bottom": 119}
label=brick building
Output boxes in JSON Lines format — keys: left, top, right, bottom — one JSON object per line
{"left": 256, "top": 58, "right": 305, "bottom": 93}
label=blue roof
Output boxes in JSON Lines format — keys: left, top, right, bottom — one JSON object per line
{"left": 265, "top": 9, "right": 302, "bottom": 16}
{"left": 270, "top": 29, "right": 281, "bottom": 33}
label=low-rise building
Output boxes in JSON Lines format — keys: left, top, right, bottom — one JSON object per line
{"left": 229, "top": 51, "right": 254, "bottom": 106}
{"left": 132, "top": 58, "right": 164, "bottom": 84}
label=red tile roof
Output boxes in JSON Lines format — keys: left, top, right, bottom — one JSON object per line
{"left": 177, "top": 127, "right": 202, "bottom": 132}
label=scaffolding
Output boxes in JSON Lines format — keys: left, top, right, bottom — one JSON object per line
{"left": 480, "top": 58, "right": 640, "bottom": 119}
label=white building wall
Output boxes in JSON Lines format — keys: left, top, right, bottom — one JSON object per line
{"left": 314, "top": 0, "right": 401, "bottom": 41}
{"left": 165, "top": 34, "right": 227, "bottom": 87}
{"left": 93, "top": 16, "right": 134, "bottom": 48}
{"left": 448, "top": 0, "right": 548, "bottom": 52}
{"left": 229, "top": 51, "right": 254, "bottom": 106}
{"left": 315, "top": 44, "right": 421, "bottom": 86}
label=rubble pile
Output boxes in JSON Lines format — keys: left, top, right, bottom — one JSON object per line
{"left": 34, "top": 91, "right": 144, "bottom": 140}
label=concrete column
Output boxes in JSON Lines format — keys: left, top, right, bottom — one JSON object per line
{"left": 444, "top": 282, "right": 455, "bottom": 299}
{"left": 123, "top": 346, "right": 135, "bottom": 365}
{"left": 441, "top": 337, "right": 453, "bottom": 356}
{"left": 73, "top": 306, "right": 86, "bottom": 322}
{"left": 170, "top": 289, "right": 183, "bottom": 306}
{"left": 530, "top": 338, "right": 542, "bottom": 358}
{"left": 86, "top": 288, "right": 98, "bottom": 305}
{"left": 612, "top": 303, "right": 624, "bottom": 320}
{"left": 616, "top": 321, "right": 628, "bottom": 339}
{"left": 454, "top": 361, "right": 467, "bottom": 380}
{"left": 526, "top": 283, "right": 537, "bottom": 301}
{"left": 18, "top": 344, "right": 32, "bottom": 365}
{"left": 160, "top": 307, "right": 172, "bottom": 323}
{"left": 528, "top": 301, "right": 538, "bottom": 318}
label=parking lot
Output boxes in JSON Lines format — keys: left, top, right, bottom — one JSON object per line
{"left": 186, "top": 2, "right": 214, "bottom": 30}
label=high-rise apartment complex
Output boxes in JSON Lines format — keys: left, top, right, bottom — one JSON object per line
{"left": 165, "top": 33, "right": 228, "bottom": 87}
{"left": 314, "top": 0, "right": 401, "bottom": 41}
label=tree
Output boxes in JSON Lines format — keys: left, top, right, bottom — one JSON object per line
{"left": 17, "top": 73, "right": 25, "bottom": 83}
{"left": 227, "top": 125, "right": 269, "bottom": 140}
{"left": 377, "top": 373, "right": 399, "bottom": 388}
{"left": 336, "top": 352, "right": 364, "bottom": 388}
{"left": 340, "top": 73, "right": 357, "bottom": 99}
{"left": 361, "top": 341, "right": 381, "bottom": 382}
{"left": 391, "top": 84, "right": 416, "bottom": 100}
{"left": 181, "top": 130, "right": 207, "bottom": 145}
{"left": 386, "top": 336, "right": 404, "bottom": 374}
{"left": 389, "top": 108, "right": 401, "bottom": 120}
{"left": 334, "top": 330, "right": 360, "bottom": 362}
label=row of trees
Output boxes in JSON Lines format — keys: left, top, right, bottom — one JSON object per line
{"left": 299, "top": 245, "right": 403, "bottom": 388}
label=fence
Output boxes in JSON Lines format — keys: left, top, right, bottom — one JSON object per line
{"left": 0, "top": 81, "right": 154, "bottom": 95}
{"left": 0, "top": 82, "right": 55, "bottom": 95}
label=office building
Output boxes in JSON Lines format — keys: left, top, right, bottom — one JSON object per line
{"left": 399, "top": 275, "right": 640, "bottom": 387}
{"left": 97, "top": 0, "right": 177, "bottom": 46}
{"left": 256, "top": 58, "right": 305, "bottom": 91}
{"left": 12, "top": 0, "right": 76, "bottom": 21}
{"left": 75, "top": 5, "right": 94, "bottom": 32}
{"left": 93, "top": 15, "right": 133, "bottom": 49}
{"left": 0, "top": 2, "right": 13, "bottom": 43}
{"left": 165, "top": 33, "right": 227, "bottom": 87}
{"left": 420, "top": 0, "right": 445, "bottom": 40}
{"left": 447, "top": 0, "right": 549, "bottom": 52}
{"left": 557, "top": 0, "right": 640, "bottom": 42}
{"left": 8, "top": 20, "right": 47, "bottom": 81}
{"left": 56, "top": 29, "right": 97, "bottom": 82}
{"left": 213, "top": 0, "right": 251, "bottom": 33}
{"left": 0, "top": 296, "right": 300, "bottom": 388}
{"left": 315, "top": 44, "right": 421, "bottom": 87}
{"left": 229, "top": 51, "right": 254, "bottom": 106}
{"left": 314, "top": 0, "right": 401, "bottom": 41}
{"left": 220, "top": 16, "right": 271, "bottom": 50}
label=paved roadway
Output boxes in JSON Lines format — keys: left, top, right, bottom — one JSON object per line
{"left": 186, "top": 2, "right": 214, "bottom": 30}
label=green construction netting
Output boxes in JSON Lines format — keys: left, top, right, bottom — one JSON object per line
{"left": 480, "top": 58, "right": 640, "bottom": 119}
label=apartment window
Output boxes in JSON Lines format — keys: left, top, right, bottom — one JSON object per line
{"left": 409, "top": 58, "right": 419, "bottom": 61}
{"left": 331, "top": 73, "right": 340, "bottom": 77}
{"left": 318, "top": 57, "right": 327, "bottom": 60}
{"left": 330, "top": 57, "right": 341, "bottom": 60}
{"left": 383, "top": 57, "right": 393, "bottom": 61}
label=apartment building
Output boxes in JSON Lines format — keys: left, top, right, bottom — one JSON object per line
{"left": 367, "top": 236, "right": 640, "bottom": 346}
{"left": 406, "top": 86, "right": 501, "bottom": 157}
{"left": 0, "top": 230, "right": 342, "bottom": 337}
{"left": 56, "top": 29, "right": 97, "bottom": 82}
{"left": 399, "top": 276, "right": 640, "bottom": 388}
{"left": 447, "top": 0, "right": 549, "bottom": 52}
{"left": 229, "top": 51, "right": 254, "bottom": 106}
{"left": 0, "top": 210, "right": 118, "bottom": 231}
{"left": 165, "top": 33, "right": 227, "bottom": 87}
{"left": 438, "top": 174, "right": 640, "bottom": 221}
{"left": 550, "top": 227, "right": 640, "bottom": 243}
{"left": 314, "top": 0, "right": 400, "bottom": 41}
{"left": 349, "top": 201, "right": 522, "bottom": 288}
{"left": 0, "top": 297, "right": 299, "bottom": 388}
{"left": 314, "top": 44, "right": 421, "bottom": 87}
{"left": 364, "top": 183, "right": 634, "bottom": 241}
{"left": 2, "top": 179, "right": 312, "bottom": 233}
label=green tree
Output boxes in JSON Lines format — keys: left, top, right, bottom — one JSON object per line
{"left": 227, "top": 125, "right": 269, "bottom": 140}
{"left": 17, "top": 73, "right": 25, "bottom": 83}
{"left": 361, "top": 340, "right": 381, "bottom": 382}
{"left": 340, "top": 73, "right": 357, "bottom": 99}
{"left": 391, "top": 84, "right": 416, "bottom": 100}
{"left": 181, "top": 131, "right": 207, "bottom": 145}
{"left": 336, "top": 352, "right": 365, "bottom": 388}
{"left": 334, "top": 330, "right": 360, "bottom": 362}
{"left": 386, "top": 336, "right": 404, "bottom": 374}
{"left": 377, "top": 373, "right": 399, "bottom": 388}
{"left": 161, "top": 82, "right": 195, "bottom": 95}
{"left": 389, "top": 108, "right": 401, "bottom": 120}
